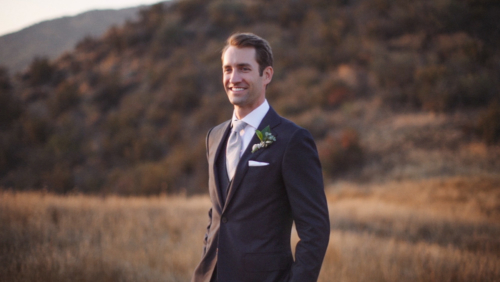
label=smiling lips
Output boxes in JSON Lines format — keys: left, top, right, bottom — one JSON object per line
{"left": 230, "top": 87, "right": 247, "bottom": 93}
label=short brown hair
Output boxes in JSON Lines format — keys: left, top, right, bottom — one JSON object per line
{"left": 222, "top": 33, "right": 273, "bottom": 76}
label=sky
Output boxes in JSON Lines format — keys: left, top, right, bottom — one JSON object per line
{"left": 0, "top": 0, "right": 166, "bottom": 36}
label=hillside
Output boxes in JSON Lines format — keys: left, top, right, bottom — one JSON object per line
{"left": 0, "top": 7, "right": 144, "bottom": 73}
{"left": 0, "top": 0, "right": 499, "bottom": 195}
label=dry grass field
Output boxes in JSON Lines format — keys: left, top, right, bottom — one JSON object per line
{"left": 0, "top": 193, "right": 211, "bottom": 282}
{"left": 321, "top": 175, "right": 500, "bottom": 282}
{"left": 1, "top": 175, "right": 500, "bottom": 282}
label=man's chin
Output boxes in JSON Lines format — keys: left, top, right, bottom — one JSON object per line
{"left": 228, "top": 97, "right": 247, "bottom": 106}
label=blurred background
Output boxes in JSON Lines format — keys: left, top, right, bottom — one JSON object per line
{"left": 0, "top": 0, "right": 499, "bottom": 195}
{"left": 1, "top": 0, "right": 499, "bottom": 281}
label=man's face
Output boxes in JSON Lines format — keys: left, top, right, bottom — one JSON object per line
{"left": 222, "top": 46, "right": 272, "bottom": 114}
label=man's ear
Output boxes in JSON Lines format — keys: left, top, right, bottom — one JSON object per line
{"left": 263, "top": 66, "right": 274, "bottom": 86}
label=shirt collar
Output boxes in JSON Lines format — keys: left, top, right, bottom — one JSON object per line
{"left": 231, "top": 99, "right": 270, "bottom": 129}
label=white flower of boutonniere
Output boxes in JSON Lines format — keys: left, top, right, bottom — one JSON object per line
{"left": 251, "top": 125, "right": 276, "bottom": 153}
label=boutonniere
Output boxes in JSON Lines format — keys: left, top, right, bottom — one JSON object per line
{"left": 251, "top": 125, "right": 276, "bottom": 153}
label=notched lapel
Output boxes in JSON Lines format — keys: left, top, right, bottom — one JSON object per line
{"left": 210, "top": 121, "right": 231, "bottom": 213}
{"left": 224, "top": 107, "right": 282, "bottom": 211}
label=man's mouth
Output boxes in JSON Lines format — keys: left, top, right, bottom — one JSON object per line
{"left": 230, "top": 87, "right": 246, "bottom": 92}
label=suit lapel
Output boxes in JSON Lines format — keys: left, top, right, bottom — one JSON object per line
{"left": 223, "top": 107, "right": 282, "bottom": 212}
{"left": 210, "top": 120, "right": 231, "bottom": 213}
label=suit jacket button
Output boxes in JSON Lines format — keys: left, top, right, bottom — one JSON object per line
{"left": 221, "top": 217, "right": 228, "bottom": 223}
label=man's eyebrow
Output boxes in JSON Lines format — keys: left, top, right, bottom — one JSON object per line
{"left": 223, "top": 63, "right": 252, "bottom": 68}
{"left": 236, "top": 63, "right": 252, "bottom": 67}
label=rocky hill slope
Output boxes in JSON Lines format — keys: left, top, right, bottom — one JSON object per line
{"left": 0, "top": 0, "right": 499, "bottom": 195}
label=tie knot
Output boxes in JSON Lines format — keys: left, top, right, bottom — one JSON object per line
{"left": 232, "top": 120, "right": 246, "bottom": 133}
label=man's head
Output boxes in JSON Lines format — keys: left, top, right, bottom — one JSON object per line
{"left": 222, "top": 33, "right": 274, "bottom": 118}
{"left": 222, "top": 33, "right": 273, "bottom": 76}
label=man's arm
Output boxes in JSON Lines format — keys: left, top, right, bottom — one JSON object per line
{"left": 202, "top": 127, "right": 214, "bottom": 255}
{"left": 203, "top": 207, "right": 212, "bottom": 255}
{"left": 282, "top": 128, "right": 330, "bottom": 282}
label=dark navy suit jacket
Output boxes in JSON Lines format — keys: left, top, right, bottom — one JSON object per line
{"left": 192, "top": 107, "right": 330, "bottom": 282}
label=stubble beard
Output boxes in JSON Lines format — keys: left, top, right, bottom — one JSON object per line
{"left": 229, "top": 94, "right": 248, "bottom": 107}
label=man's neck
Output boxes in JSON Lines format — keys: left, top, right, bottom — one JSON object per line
{"left": 232, "top": 100, "right": 269, "bottom": 130}
{"left": 234, "top": 109, "right": 249, "bottom": 120}
{"left": 234, "top": 99, "right": 265, "bottom": 120}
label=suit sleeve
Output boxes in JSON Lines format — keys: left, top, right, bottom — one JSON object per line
{"left": 203, "top": 207, "right": 212, "bottom": 255}
{"left": 202, "top": 127, "right": 214, "bottom": 255}
{"left": 282, "top": 128, "right": 330, "bottom": 282}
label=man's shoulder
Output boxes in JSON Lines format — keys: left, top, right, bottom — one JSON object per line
{"left": 275, "top": 115, "right": 310, "bottom": 138}
{"left": 212, "top": 120, "right": 231, "bottom": 132}
{"left": 277, "top": 115, "right": 300, "bottom": 129}
{"left": 266, "top": 106, "right": 304, "bottom": 133}
{"left": 206, "top": 120, "right": 230, "bottom": 142}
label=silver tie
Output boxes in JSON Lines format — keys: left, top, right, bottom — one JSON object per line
{"left": 226, "top": 120, "right": 247, "bottom": 179}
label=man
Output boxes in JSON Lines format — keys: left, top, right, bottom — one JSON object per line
{"left": 191, "top": 33, "right": 330, "bottom": 282}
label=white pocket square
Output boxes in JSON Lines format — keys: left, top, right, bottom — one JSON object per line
{"left": 248, "top": 160, "right": 269, "bottom": 167}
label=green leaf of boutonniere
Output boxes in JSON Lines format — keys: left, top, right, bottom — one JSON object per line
{"left": 256, "top": 130, "right": 264, "bottom": 141}
{"left": 252, "top": 125, "right": 276, "bottom": 153}
{"left": 261, "top": 125, "right": 271, "bottom": 136}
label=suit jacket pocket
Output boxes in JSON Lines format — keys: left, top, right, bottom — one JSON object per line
{"left": 243, "top": 252, "right": 292, "bottom": 272}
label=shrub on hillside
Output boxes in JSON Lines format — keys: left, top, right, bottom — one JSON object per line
{"left": 92, "top": 73, "right": 126, "bottom": 111}
{"left": 271, "top": 67, "right": 323, "bottom": 115}
{"left": 41, "top": 164, "right": 74, "bottom": 194}
{"left": 105, "top": 163, "right": 170, "bottom": 195}
{"left": 45, "top": 125, "right": 83, "bottom": 165}
{"left": 26, "top": 57, "right": 55, "bottom": 86}
{"left": 0, "top": 131, "right": 21, "bottom": 175}
{"left": 0, "top": 66, "right": 11, "bottom": 90}
{"left": 208, "top": 0, "right": 249, "bottom": 28}
{"left": 48, "top": 82, "right": 80, "bottom": 117}
{"left": 104, "top": 26, "right": 126, "bottom": 53}
{"left": 415, "top": 65, "right": 497, "bottom": 112}
{"left": 317, "top": 128, "right": 364, "bottom": 178}
{"left": 476, "top": 101, "right": 500, "bottom": 145}
{"left": 75, "top": 35, "right": 100, "bottom": 52}
{"left": 166, "top": 68, "right": 201, "bottom": 112}
{"left": 0, "top": 68, "right": 22, "bottom": 127}
{"left": 0, "top": 66, "right": 23, "bottom": 173}
{"left": 175, "top": 0, "right": 207, "bottom": 23}
{"left": 151, "top": 17, "right": 191, "bottom": 57}
{"left": 21, "top": 111, "right": 52, "bottom": 144}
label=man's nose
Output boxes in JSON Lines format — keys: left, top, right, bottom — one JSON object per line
{"left": 229, "top": 71, "right": 241, "bottom": 84}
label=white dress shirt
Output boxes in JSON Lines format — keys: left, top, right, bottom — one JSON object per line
{"left": 230, "top": 99, "right": 270, "bottom": 157}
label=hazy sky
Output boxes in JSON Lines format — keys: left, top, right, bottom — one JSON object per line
{"left": 0, "top": 0, "right": 166, "bottom": 36}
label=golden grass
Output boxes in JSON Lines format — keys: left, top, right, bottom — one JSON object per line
{"left": 0, "top": 192, "right": 211, "bottom": 282}
{"left": 317, "top": 175, "right": 500, "bottom": 281}
{"left": 1, "top": 175, "right": 500, "bottom": 281}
